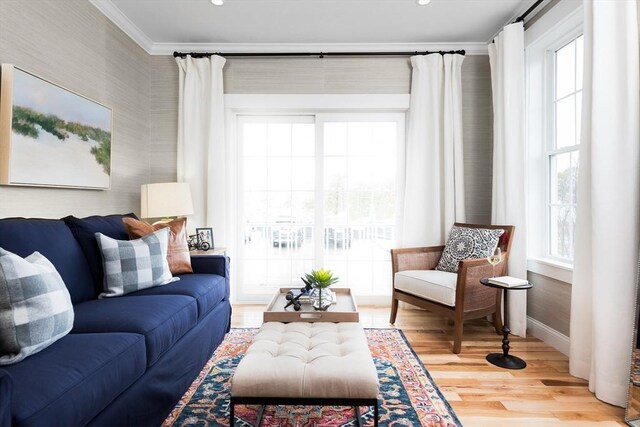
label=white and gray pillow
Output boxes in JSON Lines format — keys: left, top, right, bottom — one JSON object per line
{"left": 0, "top": 248, "right": 74, "bottom": 365}
{"left": 435, "top": 226, "right": 505, "bottom": 273}
{"left": 96, "top": 227, "right": 177, "bottom": 298}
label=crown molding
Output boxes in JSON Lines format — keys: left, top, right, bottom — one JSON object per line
{"left": 89, "top": 0, "right": 489, "bottom": 56}
{"left": 89, "top": 0, "right": 154, "bottom": 53}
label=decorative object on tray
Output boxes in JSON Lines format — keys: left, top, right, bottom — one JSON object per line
{"left": 487, "top": 276, "right": 529, "bottom": 288}
{"left": 284, "top": 279, "right": 313, "bottom": 311}
{"left": 0, "top": 64, "right": 112, "bottom": 189}
{"left": 304, "top": 268, "right": 339, "bottom": 311}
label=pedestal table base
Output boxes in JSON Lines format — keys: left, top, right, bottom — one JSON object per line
{"left": 486, "top": 353, "right": 527, "bottom": 369}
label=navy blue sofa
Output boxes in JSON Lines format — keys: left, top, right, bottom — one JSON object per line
{"left": 0, "top": 214, "right": 232, "bottom": 426}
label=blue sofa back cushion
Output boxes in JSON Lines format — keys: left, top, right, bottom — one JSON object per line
{"left": 63, "top": 213, "right": 137, "bottom": 298}
{"left": 0, "top": 218, "right": 95, "bottom": 304}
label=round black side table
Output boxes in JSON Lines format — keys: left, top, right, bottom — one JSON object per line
{"left": 480, "top": 278, "right": 532, "bottom": 370}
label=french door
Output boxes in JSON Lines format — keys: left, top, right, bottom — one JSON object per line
{"left": 236, "top": 113, "right": 404, "bottom": 302}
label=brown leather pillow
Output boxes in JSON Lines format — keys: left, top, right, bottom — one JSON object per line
{"left": 122, "top": 217, "right": 193, "bottom": 275}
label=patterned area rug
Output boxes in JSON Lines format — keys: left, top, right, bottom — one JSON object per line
{"left": 163, "top": 328, "right": 461, "bottom": 427}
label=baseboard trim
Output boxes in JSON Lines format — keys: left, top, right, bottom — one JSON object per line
{"left": 527, "top": 316, "right": 570, "bottom": 356}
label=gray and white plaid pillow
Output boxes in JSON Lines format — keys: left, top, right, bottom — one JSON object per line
{"left": 0, "top": 248, "right": 74, "bottom": 365}
{"left": 96, "top": 227, "right": 177, "bottom": 298}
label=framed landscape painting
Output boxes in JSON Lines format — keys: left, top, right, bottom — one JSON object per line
{"left": 0, "top": 64, "right": 112, "bottom": 189}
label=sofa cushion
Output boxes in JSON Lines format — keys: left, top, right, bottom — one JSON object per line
{"left": 63, "top": 213, "right": 137, "bottom": 297}
{"left": 436, "top": 225, "right": 504, "bottom": 273}
{"left": 0, "top": 218, "right": 95, "bottom": 303}
{"left": 0, "top": 370, "right": 11, "bottom": 427}
{"left": 394, "top": 269, "right": 458, "bottom": 307}
{"left": 72, "top": 295, "right": 197, "bottom": 366}
{"left": 0, "top": 249, "right": 74, "bottom": 365}
{"left": 128, "top": 273, "right": 227, "bottom": 320}
{"left": 123, "top": 217, "right": 193, "bottom": 275}
{"left": 4, "top": 332, "right": 145, "bottom": 427}
{"left": 95, "top": 228, "right": 176, "bottom": 298}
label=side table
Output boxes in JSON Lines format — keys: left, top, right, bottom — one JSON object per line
{"left": 190, "top": 247, "right": 226, "bottom": 256}
{"left": 480, "top": 278, "right": 532, "bottom": 369}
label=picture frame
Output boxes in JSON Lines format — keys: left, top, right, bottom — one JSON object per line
{"left": 0, "top": 64, "right": 112, "bottom": 189}
{"left": 196, "top": 227, "right": 214, "bottom": 251}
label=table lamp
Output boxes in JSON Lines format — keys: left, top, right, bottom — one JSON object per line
{"left": 141, "top": 182, "right": 194, "bottom": 223}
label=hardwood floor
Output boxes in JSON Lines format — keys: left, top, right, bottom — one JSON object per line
{"left": 232, "top": 304, "right": 626, "bottom": 426}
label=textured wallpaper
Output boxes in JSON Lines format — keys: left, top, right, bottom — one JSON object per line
{"left": 0, "top": 0, "right": 150, "bottom": 219}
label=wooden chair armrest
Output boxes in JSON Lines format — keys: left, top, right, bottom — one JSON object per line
{"left": 391, "top": 246, "right": 445, "bottom": 273}
{"left": 457, "top": 257, "right": 505, "bottom": 312}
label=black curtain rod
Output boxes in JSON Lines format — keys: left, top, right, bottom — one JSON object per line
{"left": 515, "top": 0, "right": 545, "bottom": 23}
{"left": 173, "top": 50, "right": 465, "bottom": 59}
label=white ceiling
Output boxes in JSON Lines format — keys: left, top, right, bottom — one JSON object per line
{"left": 92, "top": 0, "right": 535, "bottom": 55}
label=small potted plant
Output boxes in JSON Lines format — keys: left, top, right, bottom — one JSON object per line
{"left": 303, "top": 268, "right": 339, "bottom": 311}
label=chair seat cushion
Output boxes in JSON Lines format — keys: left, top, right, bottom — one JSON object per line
{"left": 71, "top": 295, "right": 197, "bottom": 366}
{"left": 4, "top": 332, "right": 145, "bottom": 427}
{"left": 394, "top": 270, "right": 458, "bottom": 306}
{"left": 128, "top": 273, "right": 227, "bottom": 320}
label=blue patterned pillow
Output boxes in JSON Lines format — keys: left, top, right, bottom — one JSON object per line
{"left": 435, "top": 226, "right": 504, "bottom": 273}
{"left": 95, "top": 227, "right": 177, "bottom": 298}
{"left": 0, "top": 248, "right": 74, "bottom": 365}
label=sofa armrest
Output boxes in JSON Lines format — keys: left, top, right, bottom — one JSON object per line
{"left": 190, "top": 255, "right": 230, "bottom": 300}
{"left": 0, "top": 370, "right": 12, "bottom": 427}
{"left": 190, "top": 254, "right": 229, "bottom": 277}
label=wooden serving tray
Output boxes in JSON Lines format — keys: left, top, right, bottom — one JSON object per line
{"left": 263, "top": 287, "right": 359, "bottom": 323}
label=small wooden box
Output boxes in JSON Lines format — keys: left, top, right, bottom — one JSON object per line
{"left": 263, "top": 287, "right": 359, "bottom": 323}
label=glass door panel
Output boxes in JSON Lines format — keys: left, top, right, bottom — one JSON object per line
{"left": 236, "top": 114, "right": 403, "bottom": 302}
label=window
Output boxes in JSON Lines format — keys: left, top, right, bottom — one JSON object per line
{"left": 236, "top": 113, "right": 403, "bottom": 302}
{"left": 526, "top": 5, "right": 582, "bottom": 281}
{"left": 548, "top": 35, "right": 583, "bottom": 261}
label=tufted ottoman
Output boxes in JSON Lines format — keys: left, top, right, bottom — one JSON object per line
{"left": 230, "top": 322, "right": 379, "bottom": 426}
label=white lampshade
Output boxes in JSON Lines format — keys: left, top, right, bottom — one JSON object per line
{"left": 141, "top": 183, "right": 194, "bottom": 219}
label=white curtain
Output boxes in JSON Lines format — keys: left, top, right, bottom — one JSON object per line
{"left": 570, "top": 0, "right": 640, "bottom": 407}
{"left": 488, "top": 22, "right": 527, "bottom": 337}
{"left": 175, "top": 55, "right": 227, "bottom": 238}
{"left": 400, "top": 54, "right": 466, "bottom": 247}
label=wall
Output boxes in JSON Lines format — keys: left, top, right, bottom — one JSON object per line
{"left": 149, "top": 54, "right": 493, "bottom": 223}
{"left": 150, "top": 56, "right": 177, "bottom": 183}
{"left": 0, "top": 0, "right": 150, "bottom": 218}
{"left": 527, "top": 272, "right": 571, "bottom": 336}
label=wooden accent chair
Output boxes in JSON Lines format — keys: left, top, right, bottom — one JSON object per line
{"left": 390, "top": 223, "right": 514, "bottom": 354}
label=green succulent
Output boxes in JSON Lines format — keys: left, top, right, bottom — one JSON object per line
{"left": 304, "top": 268, "right": 339, "bottom": 289}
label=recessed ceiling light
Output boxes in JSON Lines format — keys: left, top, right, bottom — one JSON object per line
{"left": 211, "top": 0, "right": 223, "bottom": 5}
{"left": 417, "top": 0, "right": 431, "bottom": 5}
